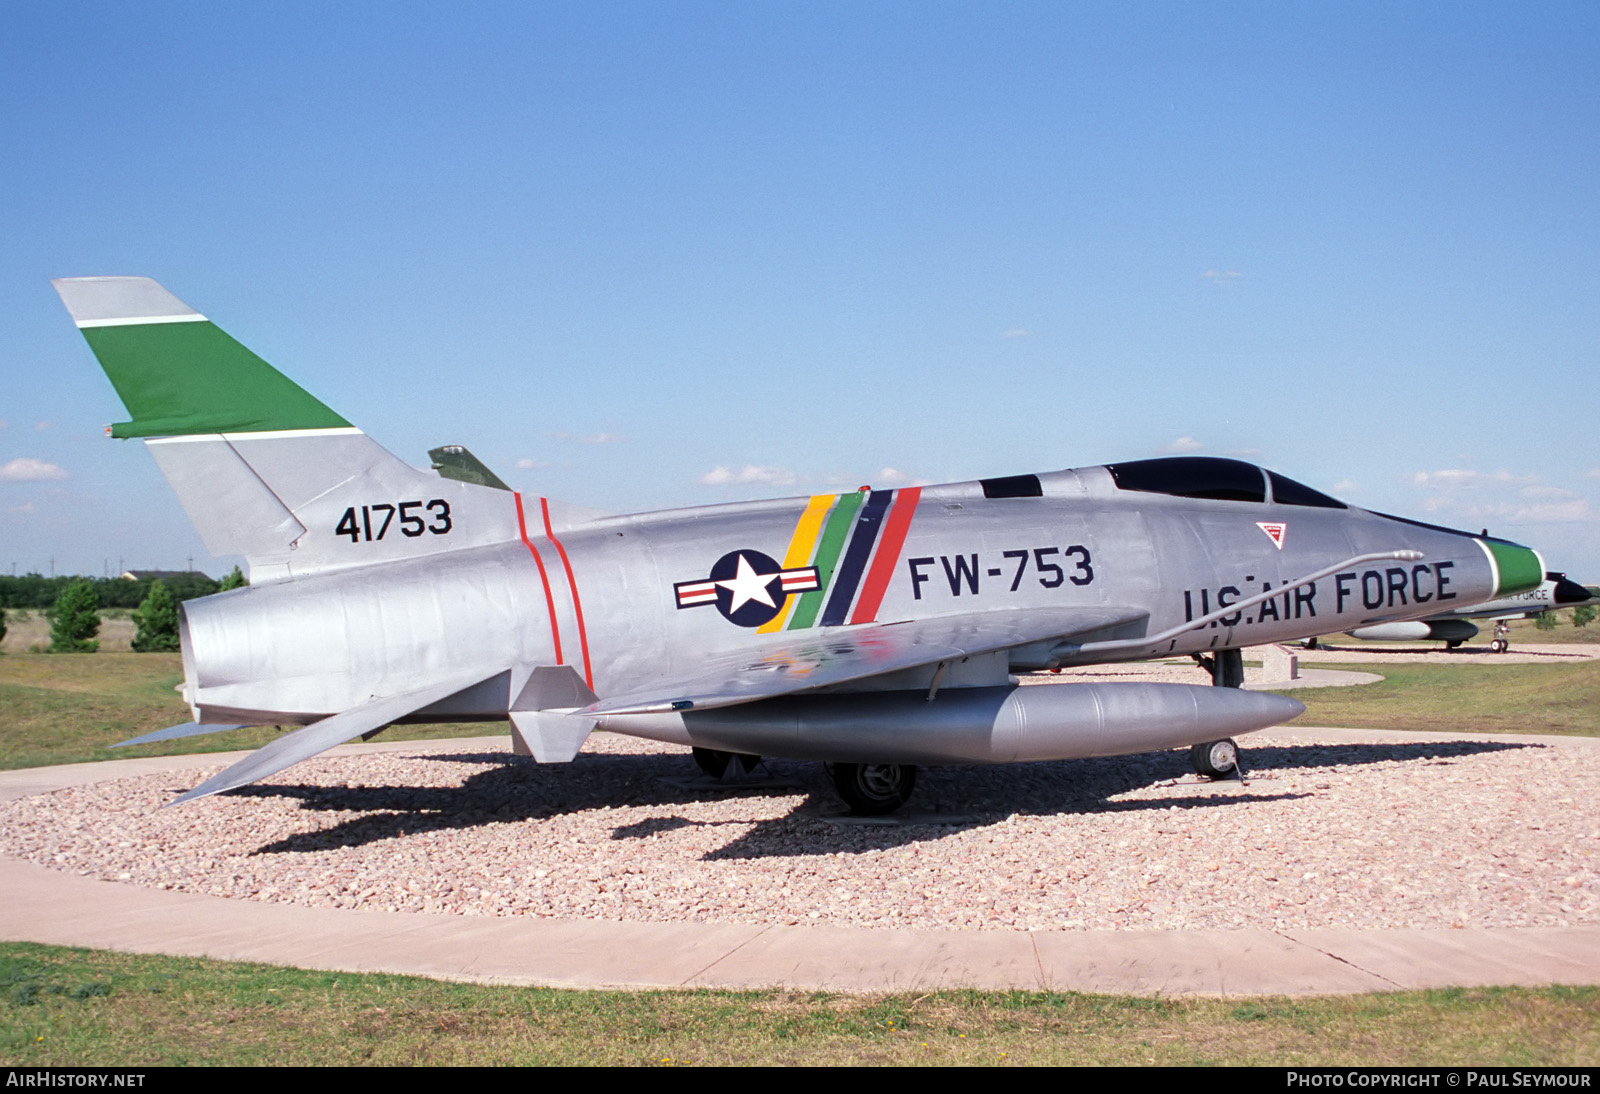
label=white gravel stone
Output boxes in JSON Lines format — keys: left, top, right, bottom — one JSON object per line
{"left": 1, "top": 707, "right": 1595, "bottom": 932}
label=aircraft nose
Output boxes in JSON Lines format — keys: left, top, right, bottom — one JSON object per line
{"left": 1482, "top": 539, "right": 1543, "bottom": 597}
{"left": 1550, "top": 574, "right": 1595, "bottom": 605}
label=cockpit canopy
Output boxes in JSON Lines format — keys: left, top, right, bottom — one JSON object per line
{"left": 1105, "top": 457, "right": 1346, "bottom": 509}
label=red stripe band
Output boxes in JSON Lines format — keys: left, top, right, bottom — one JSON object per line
{"left": 514, "top": 492, "right": 564, "bottom": 664}
{"left": 849, "top": 486, "right": 922, "bottom": 625}
{"left": 542, "top": 497, "right": 594, "bottom": 690}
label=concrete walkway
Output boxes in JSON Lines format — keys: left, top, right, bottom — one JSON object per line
{"left": 3, "top": 732, "right": 1598, "bottom": 997}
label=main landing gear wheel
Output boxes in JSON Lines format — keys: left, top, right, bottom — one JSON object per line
{"left": 1191, "top": 738, "right": 1240, "bottom": 779}
{"left": 1490, "top": 639, "right": 1508, "bottom": 654}
{"left": 828, "top": 762, "right": 917, "bottom": 815}
{"left": 692, "top": 747, "right": 761, "bottom": 779}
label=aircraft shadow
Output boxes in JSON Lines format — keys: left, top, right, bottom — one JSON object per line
{"left": 237, "top": 736, "right": 1539, "bottom": 860}
{"left": 242, "top": 750, "right": 754, "bottom": 854}
{"left": 700, "top": 738, "right": 1537, "bottom": 859}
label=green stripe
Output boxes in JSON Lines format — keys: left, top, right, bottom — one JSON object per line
{"left": 1484, "top": 539, "right": 1542, "bottom": 597}
{"left": 82, "top": 321, "right": 350, "bottom": 438}
{"left": 786, "top": 491, "right": 865, "bottom": 630}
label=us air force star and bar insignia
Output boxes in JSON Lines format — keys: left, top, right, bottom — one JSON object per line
{"left": 1257, "top": 522, "right": 1287, "bottom": 549}
{"left": 675, "top": 550, "right": 822, "bottom": 627}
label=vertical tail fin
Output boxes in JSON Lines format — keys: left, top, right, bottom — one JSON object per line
{"left": 55, "top": 277, "right": 518, "bottom": 582}
{"left": 53, "top": 277, "right": 352, "bottom": 438}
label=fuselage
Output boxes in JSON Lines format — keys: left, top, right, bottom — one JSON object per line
{"left": 178, "top": 456, "right": 1541, "bottom": 726}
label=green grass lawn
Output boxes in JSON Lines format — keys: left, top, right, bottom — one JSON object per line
{"left": 1278, "top": 658, "right": 1600, "bottom": 737}
{"left": 3, "top": 943, "right": 1596, "bottom": 1066}
{"left": 0, "top": 651, "right": 499, "bottom": 770}
{"left": 1498, "top": 615, "right": 1600, "bottom": 645}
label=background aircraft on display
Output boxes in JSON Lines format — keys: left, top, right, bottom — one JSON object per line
{"left": 1339, "top": 573, "right": 1594, "bottom": 650}
{"left": 55, "top": 277, "right": 1550, "bottom": 814}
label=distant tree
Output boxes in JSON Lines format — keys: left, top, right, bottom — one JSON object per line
{"left": 1534, "top": 610, "right": 1558, "bottom": 632}
{"left": 162, "top": 572, "right": 220, "bottom": 601}
{"left": 0, "top": 604, "right": 7, "bottom": 648}
{"left": 1573, "top": 604, "right": 1597, "bottom": 629}
{"left": 219, "top": 566, "right": 247, "bottom": 591}
{"left": 131, "top": 581, "right": 180, "bottom": 652}
{"left": 0, "top": 574, "right": 69, "bottom": 610}
{"left": 49, "top": 579, "right": 100, "bottom": 652}
{"left": 92, "top": 576, "right": 144, "bottom": 610}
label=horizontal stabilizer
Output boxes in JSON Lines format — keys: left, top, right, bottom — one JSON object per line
{"left": 588, "top": 605, "right": 1148, "bottom": 715}
{"left": 112, "top": 722, "right": 253, "bottom": 748}
{"left": 168, "top": 668, "right": 501, "bottom": 805}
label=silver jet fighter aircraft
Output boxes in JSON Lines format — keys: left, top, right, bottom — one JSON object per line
{"left": 1341, "top": 573, "right": 1593, "bottom": 649}
{"left": 54, "top": 277, "right": 1549, "bottom": 813}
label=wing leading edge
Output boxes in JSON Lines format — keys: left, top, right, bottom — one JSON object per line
{"left": 586, "top": 605, "right": 1150, "bottom": 716}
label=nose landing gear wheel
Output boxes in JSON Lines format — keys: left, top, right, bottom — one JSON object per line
{"left": 827, "top": 762, "right": 917, "bottom": 815}
{"left": 1190, "top": 738, "right": 1240, "bottom": 779}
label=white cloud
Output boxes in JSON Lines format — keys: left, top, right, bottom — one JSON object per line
{"left": 550, "top": 431, "right": 625, "bottom": 445}
{"left": 700, "top": 464, "right": 799, "bottom": 487}
{"left": 1511, "top": 500, "right": 1592, "bottom": 522}
{"left": 1410, "top": 469, "right": 1474, "bottom": 486}
{"left": 872, "top": 467, "right": 930, "bottom": 487}
{"left": 1159, "top": 436, "right": 1203, "bottom": 454}
{"left": 1586, "top": 468, "right": 1600, "bottom": 480}
{"left": 33, "top": 421, "right": 51, "bottom": 432}
{"left": 1409, "top": 469, "right": 1539, "bottom": 489}
{"left": 1001, "top": 328, "right": 1029, "bottom": 339}
{"left": 0, "top": 458, "right": 68, "bottom": 482}
{"left": 515, "top": 458, "right": 553, "bottom": 470}
{"left": 1331, "top": 479, "right": 1358, "bottom": 496}
{"left": 1406, "top": 467, "right": 1596, "bottom": 526}
{"left": 1451, "top": 499, "right": 1593, "bottom": 524}
{"left": 1201, "top": 269, "right": 1242, "bottom": 284}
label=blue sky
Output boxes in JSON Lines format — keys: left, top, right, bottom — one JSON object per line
{"left": 4, "top": 1, "right": 1598, "bottom": 580}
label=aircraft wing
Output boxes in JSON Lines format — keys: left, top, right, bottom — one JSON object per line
{"left": 586, "top": 606, "right": 1148, "bottom": 716}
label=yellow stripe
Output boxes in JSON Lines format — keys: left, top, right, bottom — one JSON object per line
{"left": 757, "top": 494, "right": 835, "bottom": 633}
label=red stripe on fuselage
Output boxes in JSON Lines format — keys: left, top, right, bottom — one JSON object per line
{"left": 849, "top": 486, "right": 922, "bottom": 624}
{"left": 541, "top": 496, "right": 594, "bottom": 690}
{"left": 514, "top": 492, "right": 564, "bottom": 665}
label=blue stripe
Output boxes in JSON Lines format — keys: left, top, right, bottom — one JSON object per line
{"left": 820, "top": 490, "right": 892, "bottom": 626}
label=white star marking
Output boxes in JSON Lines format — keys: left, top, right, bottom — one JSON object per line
{"left": 717, "top": 553, "right": 779, "bottom": 613}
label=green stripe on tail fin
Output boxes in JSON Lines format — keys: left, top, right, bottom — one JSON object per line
{"left": 53, "top": 277, "right": 350, "bottom": 438}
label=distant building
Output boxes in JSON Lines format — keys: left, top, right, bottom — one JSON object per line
{"left": 120, "top": 570, "right": 212, "bottom": 583}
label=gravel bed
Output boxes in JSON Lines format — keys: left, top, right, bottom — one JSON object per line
{"left": 2, "top": 716, "right": 1594, "bottom": 932}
